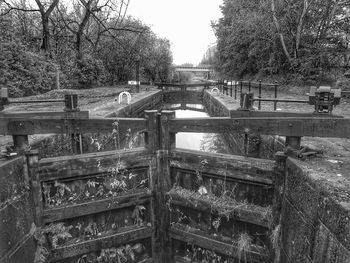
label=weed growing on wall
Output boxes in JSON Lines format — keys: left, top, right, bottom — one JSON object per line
{"left": 236, "top": 232, "right": 253, "bottom": 263}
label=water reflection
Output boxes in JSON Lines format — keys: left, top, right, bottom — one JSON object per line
{"left": 168, "top": 104, "right": 228, "bottom": 154}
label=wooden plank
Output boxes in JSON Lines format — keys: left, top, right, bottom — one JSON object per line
{"left": 230, "top": 110, "right": 344, "bottom": 119}
{"left": 42, "top": 189, "right": 152, "bottom": 223}
{"left": 169, "top": 117, "right": 350, "bottom": 138}
{"left": 2, "top": 117, "right": 147, "bottom": 135}
{"left": 0, "top": 110, "right": 89, "bottom": 119}
{"left": 170, "top": 224, "right": 266, "bottom": 262}
{"left": 153, "top": 150, "right": 172, "bottom": 262}
{"left": 38, "top": 147, "right": 150, "bottom": 181}
{"left": 170, "top": 149, "right": 274, "bottom": 185}
{"left": 137, "top": 259, "right": 154, "bottom": 263}
{"left": 0, "top": 193, "right": 34, "bottom": 260}
{"left": 168, "top": 191, "right": 270, "bottom": 227}
{"left": 49, "top": 226, "right": 153, "bottom": 261}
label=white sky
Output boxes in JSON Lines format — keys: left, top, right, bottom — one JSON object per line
{"left": 128, "top": 0, "right": 222, "bottom": 65}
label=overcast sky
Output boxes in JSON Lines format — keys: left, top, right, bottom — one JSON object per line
{"left": 128, "top": 0, "right": 222, "bottom": 66}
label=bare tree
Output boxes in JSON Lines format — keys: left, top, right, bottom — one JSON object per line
{"left": 1, "top": 0, "right": 60, "bottom": 53}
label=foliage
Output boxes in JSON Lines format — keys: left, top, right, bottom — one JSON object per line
{"left": 132, "top": 205, "right": 146, "bottom": 226}
{"left": 0, "top": 41, "right": 62, "bottom": 97}
{"left": 271, "top": 223, "right": 281, "bottom": 262}
{"left": 169, "top": 186, "right": 268, "bottom": 222}
{"left": 236, "top": 232, "right": 253, "bottom": 263}
{"left": 0, "top": 0, "right": 173, "bottom": 95}
{"left": 214, "top": 0, "right": 350, "bottom": 82}
{"left": 34, "top": 223, "right": 73, "bottom": 263}
{"left": 187, "top": 245, "right": 223, "bottom": 263}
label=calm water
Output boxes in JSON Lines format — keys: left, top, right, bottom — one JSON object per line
{"left": 164, "top": 104, "right": 228, "bottom": 153}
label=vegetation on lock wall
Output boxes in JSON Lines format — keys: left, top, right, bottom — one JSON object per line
{"left": 212, "top": 0, "right": 350, "bottom": 85}
{"left": 0, "top": 0, "right": 173, "bottom": 97}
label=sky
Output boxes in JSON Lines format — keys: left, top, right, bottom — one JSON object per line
{"left": 128, "top": 0, "right": 222, "bottom": 66}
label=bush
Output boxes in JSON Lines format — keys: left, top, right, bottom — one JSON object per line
{"left": 0, "top": 41, "right": 61, "bottom": 97}
{"left": 71, "top": 55, "right": 108, "bottom": 89}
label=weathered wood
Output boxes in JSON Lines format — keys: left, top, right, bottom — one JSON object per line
{"left": 153, "top": 150, "right": 172, "bottom": 263}
{"left": 38, "top": 147, "right": 150, "bottom": 181}
{"left": 155, "top": 82, "right": 214, "bottom": 88}
{"left": 163, "top": 106, "right": 206, "bottom": 113}
{"left": 0, "top": 232, "right": 35, "bottom": 263}
{"left": 2, "top": 117, "right": 147, "bottom": 135}
{"left": 25, "top": 150, "right": 43, "bottom": 226}
{"left": 0, "top": 110, "right": 89, "bottom": 119}
{"left": 160, "top": 111, "right": 176, "bottom": 151}
{"left": 49, "top": 226, "right": 153, "bottom": 261}
{"left": 0, "top": 192, "right": 34, "bottom": 260}
{"left": 42, "top": 189, "right": 152, "bottom": 223}
{"left": 170, "top": 224, "right": 267, "bottom": 262}
{"left": 162, "top": 91, "right": 202, "bottom": 105}
{"left": 168, "top": 191, "right": 270, "bottom": 227}
{"left": 137, "top": 259, "right": 154, "bottom": 263}
{"left": 170, "top": 117, "right": 350, "bottom": 138}
{"left": 145, "top": 110, "right": 160, "bottom": 153}
{"left": 170, "top": 149, "right": 274, "bottom": 185}
{"left": 230, "top": 110, "right": 344, "bottom": 119}
{"left": 285, "top": 136, "right": 301, "bottom": 150}
{"left": 12, "top": 135, "right": 29, "bottom": 152}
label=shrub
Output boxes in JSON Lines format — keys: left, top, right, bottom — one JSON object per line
{"left": 0, "top": 41, "right": 62, "bottom": 97}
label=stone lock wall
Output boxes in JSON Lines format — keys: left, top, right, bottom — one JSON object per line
{"left": 278, "top": 158, "right": 350, "bottom": 263}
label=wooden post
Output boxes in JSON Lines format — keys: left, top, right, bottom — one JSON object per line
{"left": 285, "top": 136, "right": 301, "bottom": 150}
{"left": 258, "top": 80, "right": 262, "bottom": 110}
{"left": 274, "top": 81, "right": 278, "bottom": 111}
{"left": 153, "top": 150, "right": 172, "bottom": 262}
{"left": 248, "top": 80, "right": 251, "bottom": 92}
{"left": 13, "top": 134, "right": 29, "bottom": 152}
{"left": 145, "top": 110, "right": 160, "bottom": 153}
{"left": 0, "top": 86, "right": 9, "bottom": 111}
{"left": 25, "top": 150, "right": 43, "bottom": 226}
{"left": 64, "top": 94, "right": 83, "bottom": 154}
{"left": 270, "top": 151, "right": 287, "bottom": 261}
{"left": 230, "top": 81, "right": 233, "bottom": 97}
{"left": 160, "top": 111, "right": 176, "bottom": 151}
{"left": 240, "top": 80, "right": 243, "bottom": 94}
{"left": 244, "top": 133, "right": 249, "bottom": 156}
{"left": 234, "top": 81, "right": 237, "bottom": 99}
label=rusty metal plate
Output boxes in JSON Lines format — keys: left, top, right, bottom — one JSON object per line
{"left": 8, "top": 120, "right": 35, "bottom": 135}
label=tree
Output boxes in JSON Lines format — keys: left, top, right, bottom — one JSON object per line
{"left": 214, "top": 0, "right": 350, "bottom": 81}
{"left": 1, "top": 0, "right": 59, "bottom": 54}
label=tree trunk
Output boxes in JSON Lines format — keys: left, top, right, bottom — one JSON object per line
{"left": 271, "top": 0, "right": 292, "bottom": 64}
{"left": 295, "top": 0, "right": 309, "bottom": 58}
{"left": 41, "top": 15, "right": 50, "bottom": 52}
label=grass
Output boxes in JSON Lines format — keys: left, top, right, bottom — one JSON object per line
{"left": 236, "top": 232, "right": 253, "bottom": 263}
{"left": 169, "top": 186, "right": 271, "bottom": 222}
{"left": 271, "top": 224, "right": 281, "bottom": 262}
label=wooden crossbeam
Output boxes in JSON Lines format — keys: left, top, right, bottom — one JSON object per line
{"left": 0, "top": 110, "right": 89, "bottom": 119}
{"left": 170, "top": 149, "right": 274, "bottom": 185}
{"left": 170, "top": 224, "right": 266, "bottom": 262}
{"left": 0, "top": 117, "right": 147, "bottom": 135}
{"left": 170, "top": 117, "right": 350, "bottom": 138}
{"left": 49, "top": 226, "right": 153, "bottom": 261}
{"left": 168, "top": 191, "right": 271, "bottom": 227}
{"left": 230, "top": 110, "right": 344, "bottom": 118}
{"left": 38, "top": 147, "right": 150, "bottom": 181}
{"left": 43, "top": 189, "right": 152, "bottom": 223}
